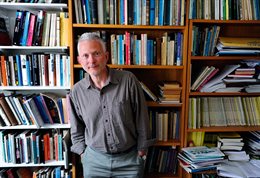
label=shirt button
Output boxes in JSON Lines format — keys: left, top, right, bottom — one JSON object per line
{"left": 105, "top": 120, "right": 108, "bottom": 122}
{"left": 110, "top": 147, "right": 113, "bottom": 150}
{"left": 108, "top": 133, "right": 110, "bottom": 136}
{"left": 103, "top": 106, "right": 106, "bottom": 108}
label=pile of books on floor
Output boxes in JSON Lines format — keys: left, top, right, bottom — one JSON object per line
{"left": 217, "top": 132, "right": 250, "bottom": 162}
{"left": 178, "top": 146, "right": 226, "bottom": 173}
{"left": 158, "top": 81, "right": 182, "bottom": 104}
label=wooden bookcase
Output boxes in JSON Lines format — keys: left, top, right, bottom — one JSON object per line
{"left": 68, "top": 0, "right": 188, "bottom": 177}
{"left": 0, "top": 2, "right": 72, "bottom": 177}
{"left": 184, "top": 9, "right": 260, "bottom": 178}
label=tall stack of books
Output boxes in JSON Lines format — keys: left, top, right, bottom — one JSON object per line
{"left": 178, "top": 146, "right": 225, "bottom": 173}
{"left": 217, "top": 132, "right": 250, "bottom": 162}
{"left": 158, "top": 81, "right": 182, "bottom": 104}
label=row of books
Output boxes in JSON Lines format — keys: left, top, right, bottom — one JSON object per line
{"left": 188, "top": 96, "right": 260, "bottom": 129}
{"left": 191, "top": 25, "right": 221, "bottom": 56}
{"left": 110, "top": 32, "right": 183, "bottom": 66}
{"left": 0, "top": 54, "right": 70, "bottom": 87}
{"left": 74, "top": 0, "right": 185, "bottom": 26}
{"left": 149, "top": 110, "right": 180, "bottom": 142}
{"left": 12, "top": 10, "right": 69, "bottom": 47}
{"left": 0, "top": 129, "right": 70, "bottom": 165}
{"left": 189, "top": 0, "right": 260, "bottom": 20}
{"left": 145, "top": 146, "right": 178, "bottom": 174}
{"left": 0, "top": 93, "right": 69, "bottom": 128}
{"left": 0, "top": 167, "right": 72, "bottom": 178}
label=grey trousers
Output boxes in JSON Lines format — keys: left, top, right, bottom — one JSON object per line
{"left": 81, "top": 146, "right": 145, "bottom": 178}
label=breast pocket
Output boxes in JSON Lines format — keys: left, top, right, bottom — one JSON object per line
{"left": 111, "top": 97, "right": 133, "bottom": 126}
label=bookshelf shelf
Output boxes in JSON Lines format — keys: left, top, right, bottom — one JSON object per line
{"left": 73, "top": 24, "right": 186, "bottom": 30}
{"left": 0, "top": 2, "right": 67, "bottom": 11}
{"left": 0, "top": 124, "right": 70, "bottom": 130}
{"left": 190, "top": 19, "right": 260, "bottom": 24}
{"left": 146, "top": 101, "right": 182, "bottom": 107}
{"left": 187, "top": 126, "right": 260, "bottom": 133}
{"left": 189, "top": 92, "right": 260, "bottom": 96}
{"left": 74, "top": 64, "right": 184, "bottom": 70}
{"left": 0, "top": 46, "right": 68, "bottom": 50}
{"left": 154, "top": 140, "right": 181, "bottom": 147}
{"left": 0, "top": 160, "right": 67, "bottom": 168}
{"left": 0, "top": 86, "right": 70, "bottom": 91}
{"left": 190, "top": 56, "right": 260, "bottom": 61}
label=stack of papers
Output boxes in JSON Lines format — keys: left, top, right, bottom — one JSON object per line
{"left": 178, "top": 146, "right": 226, "bottom": 173}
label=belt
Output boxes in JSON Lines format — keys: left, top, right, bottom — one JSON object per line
{"left": 107, "top": 145, "right": 137, "bottom": 155}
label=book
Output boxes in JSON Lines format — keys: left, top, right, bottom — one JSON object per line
{"left": 40, "top": 93, "right": 64, "bottom": 124}
{"left": 33, "top": 95, "right": 53, "bottom": 124}
{"left": 0, "top": 94, "right": 18, "bottom": 126}
{"left": 0, "top": 17, "right": 11, "bottom": 45}
{"left": 20, "top": 11, "right": 31, "bottom": 46}
{"left": 159, "top": 81, "right": 181, "bottom": 90}
{"left": 218, "top": 37, "right": 260, "bottom": 49}
{"left": 33, "top": 10, "right": 46, "bottom": 46}
{"left": 26, "top": 13, "right": 36, "bottom": 46}
{"left": 139, "top": 81, "right": 158, "bottom": 102}
{"left": 181, "top": 146, "right": 225, "bottom": 159}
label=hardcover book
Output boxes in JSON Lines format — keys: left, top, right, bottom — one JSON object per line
{"left": 0, "top": 17, "right": 11, "bottom": 45}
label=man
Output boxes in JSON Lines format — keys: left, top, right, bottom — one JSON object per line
{"left": 69, "top": 32, "right": 155, "bottom": 178}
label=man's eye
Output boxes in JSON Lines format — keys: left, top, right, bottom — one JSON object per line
{"left": 83, "top": 54, "right": 88, "bottom": 59}
{"left": 94, "top": 52, "right": 101, "bottom": 57}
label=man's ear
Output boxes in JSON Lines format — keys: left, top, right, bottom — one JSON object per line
{"left": 77, "top": 56, "right": 81, "bottom": 64}
{"left": 105, "top": 52, "right": 109, "bottom": 63}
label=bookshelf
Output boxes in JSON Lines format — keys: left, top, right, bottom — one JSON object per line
{"left": 0, "top": 1, "right": 72, "bottom": 177}
{"left": 69, "top": 0, "right": 188, "bottom": 177}
{"left": 184, "top": 0, "right": 260, "bottom": 177}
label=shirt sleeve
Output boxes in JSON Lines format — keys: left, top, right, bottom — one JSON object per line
{"left": 130, "top": 74, "right": 156, "bottom": 150}
{"left": 69, "top": 92, "right": 86, "bottom": 155}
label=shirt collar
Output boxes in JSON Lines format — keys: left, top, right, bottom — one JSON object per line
{"left": 84, "top": 66, "right": 120, "bottom": 89}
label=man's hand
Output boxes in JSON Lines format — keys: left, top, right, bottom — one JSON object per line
{"left": 138, "top": 150, "right": 147, "bottom": 160}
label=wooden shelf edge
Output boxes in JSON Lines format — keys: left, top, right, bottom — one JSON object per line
{"left": 190, "top": 56, "right": 260, "bottom": 60}
{"left": 73, "top": 24, "right": 186, "bottom": 30}
{"left": 187, "top": 126, "right": 260, "bottom": 132}
{"left": 189, "top": 92, "right": 260, "bottom": 96}
{"left": 189, "top": 19, "right": 260, "bottom": 24}
{"left": 74, "top": 64, "right": 184, "bottom": 69}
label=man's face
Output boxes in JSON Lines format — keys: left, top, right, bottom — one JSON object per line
{"left": 77, "top": 40, "right": 108, "bottom": 77}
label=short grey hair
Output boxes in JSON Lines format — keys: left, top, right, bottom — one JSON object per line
{"left": 77, "top": 32, "right": 106, "bottom": 53}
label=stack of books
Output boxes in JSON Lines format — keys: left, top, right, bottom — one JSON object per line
{"left": 178, "top": 146, "right": 225, "bottom": 173}
{"left": 158, "top": 81, "right": 182, "bottom": 104}
{"left": 216, "top": 37, "right": 260, "bottom": 56}
{"left": 217, "top": 132, "right": 244, "bottom": 151}
{"left": 217, "top": 132, "right": 249, "bottom": 162}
